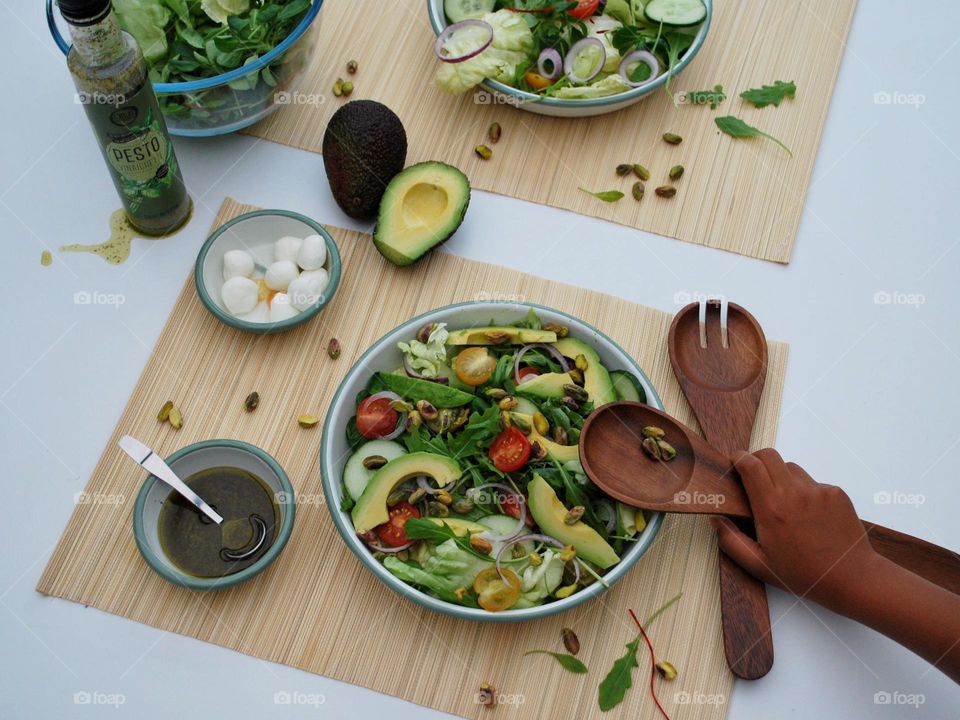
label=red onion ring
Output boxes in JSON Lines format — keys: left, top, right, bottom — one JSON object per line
{"left": 618, "top": 49, "right": 660, "bottom": 88}
{"left": 416, "top": 475, "right": 455, "bottom": 495}
{"left": 366, "top": 390, "right": 407, "bottom": 440}
{"left": 564, "top": 37, "right": 606, "bottom": 84}
{"left": 513, "top": 343, "right": 570, "bottom": 384}
{"left": 494, "top": 533, "right": 581, "bottom": 585}
{"left": 466, "top": 482, "right": 527, "bottom": 540}
{"left": 365, "top": 539, "right": 414, "bottom": 554}
{"left": 403, "top": 355, "right": 449, "bottom": 383}
{"left": 537, "top": 48, "right": 563, "bottom": 80}
{"left": 434, "top": 20, "right": 494, "bottom": 64}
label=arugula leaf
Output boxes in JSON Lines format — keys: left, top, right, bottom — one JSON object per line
{"left": 715, "top": 116, "right": 793, "bottom": 157}
{"left": 685, "top": 84, "right": 725, "bottom": 109}
{"left": 740, "top": 80, "right": 796, "bottom": 108}
{"left": 404, "top": 518, "right": 493, "bottom": 561}
{"left": 579, "top": 188, "right": 625, "bottom": 203}
{"left": 598, "top": 636, "right": 640, "bottom": 711}
{"left": 524, "top": 650, "right": 588, "bottom": 674}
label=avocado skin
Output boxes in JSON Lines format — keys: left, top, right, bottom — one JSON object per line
{"left": 323, "top": 100, "right": 407, "bottom": 220}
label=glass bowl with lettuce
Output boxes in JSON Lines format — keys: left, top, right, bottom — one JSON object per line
{"left": 48, "top": 0, "right": 322, "bottom": 136}
{"left": 320, "top": 302, "right": 665, "bottom": 621}
{"left": 427, "top": 0, "right": 711, "bottom": 118}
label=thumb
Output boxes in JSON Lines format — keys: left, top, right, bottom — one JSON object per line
{"left": 710, "top": 517, "right": 775, "bottom": 585}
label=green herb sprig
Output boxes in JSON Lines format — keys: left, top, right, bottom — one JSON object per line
{"left": 740, "top": 80, "right": 796, "bottom": 108}
{"left": 715, "top": 116, "right": 793, "bottom": 156}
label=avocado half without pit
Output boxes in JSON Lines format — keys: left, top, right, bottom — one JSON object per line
{"left": 373, "top": 162, "right": 470, "bottom": 267}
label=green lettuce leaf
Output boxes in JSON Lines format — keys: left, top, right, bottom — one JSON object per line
{"left": 113, "top": 0, "right": 171, "bottom": 63}
{"left": 550, "top": 73, "right": 630, "bottom": 99}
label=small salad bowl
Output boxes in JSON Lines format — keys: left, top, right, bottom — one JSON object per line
{"left": 195, "top": 209, "right": 341, "bottom": 335}
{"left": 133, "top": 439, "right": 296, "bottom": 591}
{"left": 426, "top": 0, "right": 712, "bottom": 118}
{"left": 320, "top": 301, "right": 665, "bottom": 622}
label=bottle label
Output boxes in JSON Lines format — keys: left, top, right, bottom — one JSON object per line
{"left": 86, "top": 84, "right": 182, "bottom": 214}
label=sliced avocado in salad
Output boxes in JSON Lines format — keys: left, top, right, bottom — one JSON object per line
{"left": 512, "top": 412, "right": 580, "bottom": 463}
{"left": 553, "top": 337, "right": 618, "bottom": 406}
{"left": 527, "top": 475, "right": 620, "bottom": 569}
{"left": 445, "top": 326, "right": 557, "bottom": 345}
{"left": 373, "top": 161, "right": 470, "bottom": 267}
{"left": 515, "top": 371, "right": 575, "bottom": 400}
{"left": 429, "top": 517, "right": 489, "bottom": 536}
{"left": 377, "top": 372, "right": 474, "bottom": 408}
{"left": 352, "top": 453, "right": 462, "bottom": 533}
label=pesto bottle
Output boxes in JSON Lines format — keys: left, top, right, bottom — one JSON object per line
{"left": 61, "top": 0, "right": 191, "bottom": 235}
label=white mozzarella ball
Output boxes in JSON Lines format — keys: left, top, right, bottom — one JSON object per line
{"left": 269, "top": 293, "right": 298, "bottom": 322}
{"left": 221, "top": 276, "right": 259, "bottom": 315}
{"left": 274, "top": 236, "right": 303, "bottom": 263}
{"left": 296, "top": 234, "right": 327, "bottom": 270}
{"left": 222, "top": 249, "right": 255, "bottom": 280}
{"left": 238, "top": 301, "right": 269, "bottom": 323}
{"left": 288, "top": 267, "right": 330, "bottom": 311}
{"left": 265, "top": 260, "right": 299, "bottom": 291}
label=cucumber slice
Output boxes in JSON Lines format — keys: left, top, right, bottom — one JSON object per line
{"left": 478, "top": 514, "right": 535, "bottom": 558}
{"left": 611, "top": 370, "right": 647, "bottom": 403}
{"left": 444, "top": 0, "right": 495, "bottom": 23}
{"left": 644, "top": 0, "right": 706, "bottom": 26}
{"left": 344, "top": 440, "right": 407, "bottom": 501}
{"left": 514, "top": 396, "right": 539, "bottom": 416}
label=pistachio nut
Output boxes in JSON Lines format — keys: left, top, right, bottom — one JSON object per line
{"left": 563, "top": 384, "right": 589, "bottom": 403}
{"left": 498, "top": 396, "right": 518, "bottom": 411}
{"left": 554, "top": 584, "right": 576, "bottom": 599}
{"left": 575, "top": 354, "right": 589, "bottom": 372}
{"left": 408, "top": 487, "right": 427, "bottom": 504}
{"left": 561, "top": 628, "right": 580, "bottom": 656}
{"left": 362, "top": 455, "right": 388, "bottom": 470}
{"left": 416, "top": 323, "right": 434, "bottom": 343}
{"left": 528, "top": 552, "right": 543, "bottom": 567}
{"left": 655, "top": 660, "right": 678, "bottom": 680}
{"left": 655, "top": 185, "right": 677, "bottom": 198}
{"left": 169, "top": 407, "right": 184, "bottom": 429}
{"left": 616, "top": 163, "right": 633, "bottom": 177}
{"left": 416, "top": 399, "right": 439, "bottom": 421}
{"left": 532, "top": 411, "right": 549, "bottom": 436}
{"left": 669, "top": 164, "right": 685, "bottom": 181}
{"left": 386, "top": 489, "right": 407, "bottom": 507}
{"left": 475, "top": 144, "right": 493, "bottom": 160}
{"left": 346, "top": 59, "right": 358, "bottom": 74}
{"left": 485, "top": 387, "right": 508, "bottom": 400}
{"left": 568, "top": 368, "right": 584, "bottom": 385}
{"left": 632, "top": 180, "right": 645, "bottom": 201}
{"left": 244, "top": 391, "right": 260, "bottom": 412}
{"left": 633, "top": 163, "right": 651, "bottom": 181}
{"left": 530, "top": 441, "right": 547, "bottom": 461}
{"left": 641, "top": 425, "right": 666, "bottom": 439}
{"left": 434, "top": 488, "right": 453, "bottom": 505}
{"left": 656, "top": 439, "right": 677, "bottom": 461}
{"left": 484, "top": 329, "right": 510, "bottom": 344}
{"left": 560, "top": 396, "right": 580, "bottom": 412}
{"left": 509, "top": 413, "right": 532, "bottom": 434}
{"left": 543, "top": 322, "right": 569, "bottom": 338}
{"left": 470, "top": 535, "right": 493, "bottom": 555}
{"left": 426, "top": 501, "right": 449, "bottom": 517}
{"left": 559, "top": 544, "right": 577, "bottom": 562}
{"left": 488, "top": 121, "right": 502, "bottom": 144}
{"left": 452, "top": 498, "right": 475, "bottom": 514}
{"left": 552, "top": 426, "right": 569, "bottom": 446}
{"left": 641, "top": 436, "right": 662, "bottom": 460}
{"left": 156, "top": 400, "right": 174, "bottom": 422}
{"left": 663, "top": 132, "right": 683, "bottom": 145}
{"left": 564, "top": 505, "right": 585, "bottom": 525}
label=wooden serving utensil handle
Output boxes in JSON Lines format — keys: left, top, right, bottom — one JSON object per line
{"left": 864, "top": 521, "right": 960, "bottom": 595}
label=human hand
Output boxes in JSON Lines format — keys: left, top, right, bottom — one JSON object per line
{"left": 710, "top": 449, "right": 880, "bottom": 615}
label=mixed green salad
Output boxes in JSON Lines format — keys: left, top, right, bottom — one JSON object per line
{"left": 340, "top": 311, "right": 650, "bottom": 612}
{"left": 112, "top": 0, "right": 312, "bottom": 125}
{"left": 434, "top": 0, "right": 706, "bottom": 100}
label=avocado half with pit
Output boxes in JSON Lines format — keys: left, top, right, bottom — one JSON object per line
{"left": 373, "top": 162, "right": 470, "bottom": 266}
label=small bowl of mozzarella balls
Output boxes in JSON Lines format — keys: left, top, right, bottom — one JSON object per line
{"left": 195, "top": 209, "right": 341, "bottom": 334}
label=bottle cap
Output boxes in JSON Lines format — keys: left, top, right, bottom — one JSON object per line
{"left": 58, "top": 0, "right": 111, "bottom": 26}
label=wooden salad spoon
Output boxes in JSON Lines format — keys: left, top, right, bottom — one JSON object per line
{"left": 579, "top": 402, "right": 960, "bottom": 596}
{"left": 668, "top": 300, "right": 773, "bottom": 679}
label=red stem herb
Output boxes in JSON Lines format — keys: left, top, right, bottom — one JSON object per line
{"left": 628, "top": 608, "right": 670, "bottom": 720}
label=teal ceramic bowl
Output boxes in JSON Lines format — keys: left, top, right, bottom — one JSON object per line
{"left": 194, "top": 209, "right": 341, "bottom": 335}
{"left": 133, "top": 439, "right": 296, "bottom": 591}
{"left": 320, "top": 301, "right": 665, "bottom": 622}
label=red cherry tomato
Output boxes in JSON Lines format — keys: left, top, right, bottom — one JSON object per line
{"left": 375, "top": 501, "right": 420, "bottom": 547}
{"left": 356, "top": 395, "right": 399, "bottom": 439}
{"left": 488, "top": 427, "right": 532, "bottom": 473}
{"left": 568, "top": 0, "right": 600, "bottom": 19}
{"left": 517, "top": 366, "right": 540, "bottom": 382}
{"left": 501, "top": 492, "right": 535, "bottom": 528}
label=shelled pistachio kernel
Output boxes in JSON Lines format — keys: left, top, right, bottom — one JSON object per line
{"left": 528, "top": 551, "right": 542, "bottom": 566}
{"left": 655, "top": 185, "right": 677, "bottom": 198}
{"left": 244, "top": 391, "right": 260, "bottom": 412}
{"left": 488, "top": 122, "right": 502, "bottom": 144}
{"left": 362, "top": 455, "right": 388, "bottom": 470}
{"left": 297, "top": 413, "right": 319, "bottom": 428}
{"left": 452, "top": 498, "right": 474, "bottom": 514}
{"left": 533, "top": 411, "right": 549, "bottom": 436}
{"left": 169, "top": 407, "right": 184, "bottom": 430}
{"left": 346, "top": 59, "right": 358, "bottom": 74}
{"left": 559, "top": 544, "right": 577, "bottom": 562}
{"left": 40, "top": 250, "right": 52, "bottom": 266}
{"left": 641, "top": 436, "right": 661, "bottom": 460}
{"left": 156, "top": 400, "right": 174, "bottom": 422}
{"left": 332, "top": 78, "right": 343, "bottom": 96}
{"left": 475, "top": 144, "right": 493, "bottom": 160}
{"left": 543, "top": 322, "right": 568, "bottom": 338}
{"left": 633, "top": 163, "right": 651, "bottom": 181}
{"left": 562, "top": 627, "right": 580, "bottom": 655}
{"left": 408, "top": 487, "right": 427, "bottom": 505}
{"left": 434, "top": 488, "right": 453, "bottom": 505}
{"left": 641, "top": 426, "right": 666, "bottom": 439}
{"left": 669, "top": 164, "right": 685, "bottom": 181}
{"left": 470, "top": 534, "right": 493, "bottom": 554}
{"left": 616, "top": 163, "right": 633, "bottom": 177}
{"left": 564, "top": 505, "right": 585, "bottom": 525}
{"left": 574, "top": 354, "right": 589, "bottom": 372}
{"left": 632, "top": 181, "right": 645, "bottom": 201}
{"left": 656, "top": 439, "right": 677, "bottom": 461}
{"left": 341, "top": 80, "right": 354, "bottom": 96}
{"left": 554, "top": 584, "right": 576, "bottom": 599}
{"left": 327, "top": 338, "right": 341, "bottom": 359}
{"left": 663, "top": 132, "right": 683, "bottom": 145}
{"left": 656, "top": 660, "right": 678, "bottom": 680}
{"left": 386, "top": 489, "right": 407, "bottom": 507}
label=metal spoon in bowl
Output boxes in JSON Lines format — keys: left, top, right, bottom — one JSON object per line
{"left": 118, "top": 435, "right": 223, "bottom": 524}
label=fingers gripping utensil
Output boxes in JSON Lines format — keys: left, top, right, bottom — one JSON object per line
{"left": 118, "top": 435, "right": 223, "bottom": 524}
{"left": 669, "top": 299, "right": 773, "bottom": 679}
{"left": 579, "top": 402, "right": 960, "bottom": 596}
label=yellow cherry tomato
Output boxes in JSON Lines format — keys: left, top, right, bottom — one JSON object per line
{"left": 473, "top": 567, "right": 521, "bottom": 612}
{"left": 453, "top": 347, "right": 496, "bottom": 387}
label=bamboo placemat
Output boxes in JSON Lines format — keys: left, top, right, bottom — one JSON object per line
{"left": 38, "top": 198, "right": 789, "bottom": 719}
{"left": 245, "top": 0, "right": 857, "bottom": 263}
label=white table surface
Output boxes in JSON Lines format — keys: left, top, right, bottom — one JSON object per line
{"left": 3, "top": 0, "right": 959, "bottom": 717}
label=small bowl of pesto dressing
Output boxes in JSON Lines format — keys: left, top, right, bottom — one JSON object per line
{"left": 133, "top": 439, "right": 296, "bottom": 590}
